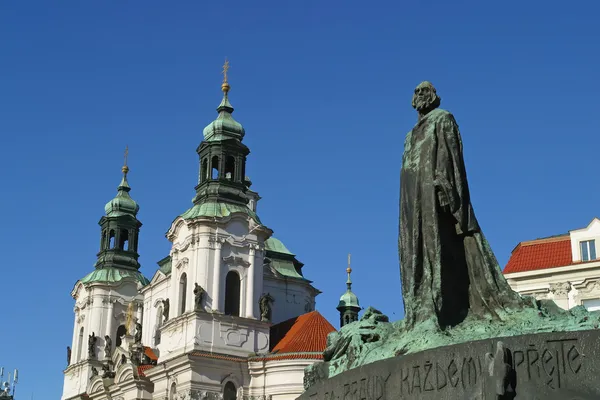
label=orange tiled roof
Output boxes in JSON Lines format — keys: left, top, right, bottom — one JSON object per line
{"left": 503, "top": 235, "right": 572, "bottom": 274}
{"left": 144, "top": 347, "right": 158, "bottom": 361}
{"left": 190, "top": 350, "right": 247, "bottom": 363}
{"left": 268, "top": 311, "right": 335, "bottom": 358}
{"left": 137, "top": 364, "right": 154, "bottom": 377}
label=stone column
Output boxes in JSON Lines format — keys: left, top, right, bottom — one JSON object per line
{"left": 246, "top": 246, "right": 256, "bottom": 319}
{"left": 106, "top": 299, "right": 114, "bottom": 339}
{"left": 70, "top": 308, "right": 80, "bottom": 362}
{"left": 212, "top": 239, "right": 223, "bottom": 312}
{"left": 136, "top": 301, "right": 143, "bottom": 326}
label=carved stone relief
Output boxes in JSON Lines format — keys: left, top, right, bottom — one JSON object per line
{"left": 549, "top": 282, "right": 571, "bottom": 297}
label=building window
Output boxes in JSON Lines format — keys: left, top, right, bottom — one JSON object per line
{"left": 179, "top": 273, "right": 188, "bottom": 315}
{"left": 223, "top": 382, "right": 237, "bottom": 400}
{"left": 580, "top": 240, "right": 596, "bottom": 261}
{"left": 169, "top": 383, "right": 177, "bottom": 400}
{"left": 76, "top": 327, "right": 84, "bottom": 361}
{"left": 115, "top": 325, "right": 127, "bottom": 347}
{"left": 224, "top": 271, "right": 241, "bottom": 317}
{"left": 582, "top": 298, "right": 600, "bottom": 312}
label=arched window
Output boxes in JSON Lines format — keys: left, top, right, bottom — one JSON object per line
{"left": 200, "top": 158, "right": 208, "bottom": 183}
{"left": 211, "top": 156, "right": 220, "bottom": 180}
{"left": 225, "top": 156, "right": 235, "bottom": 180}
{"left": 109, "top": 230, "right": 116, "bottom": 248}
{"left": 224, "top": 382, "right": 237, "bottom": 400}
{"left": 169, "top": 383, "right": 177, "bottom": 400}
{"left": 76, "top": 327, "right": 84, "bottom": 361}
{"left": 116, "top": 324, "right": 127, "bottom": 347}
{"left": 101, "top": 229, "right": 107, "bottom": 250}
{"left": 119, "top": 229, "right": 129, "bottom": 250}
{"left": 224, "top": 271, "right": 241, "bottom": 317}
{"left": 179, "top": 273, "right": 187, "bottom": 315}
{"left": 155, "top": 306, "right": 163, "bottom": 346}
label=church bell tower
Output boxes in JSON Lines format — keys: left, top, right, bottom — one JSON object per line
{"left": 337, "top": 254, "right": 361, "bottom": 327}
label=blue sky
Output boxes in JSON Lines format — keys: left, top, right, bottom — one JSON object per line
{"left": 1, "top": 0, "right": 600, "bottom": 397}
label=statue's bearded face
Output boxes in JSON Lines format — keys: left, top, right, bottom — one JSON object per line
{"left": 412, "top": 82, "right": 441, "bottom": 112}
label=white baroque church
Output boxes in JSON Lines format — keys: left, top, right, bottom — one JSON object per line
{"left": 60, "top": 72, "right": 352, "bottom": 400}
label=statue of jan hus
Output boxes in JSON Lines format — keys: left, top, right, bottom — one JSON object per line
{"left": 399, "top": 82, "right": 521, "bottom": 330}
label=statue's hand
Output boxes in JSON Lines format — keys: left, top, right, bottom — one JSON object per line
{"left": 437, "top": 190, "right": 450, "bottom": 211}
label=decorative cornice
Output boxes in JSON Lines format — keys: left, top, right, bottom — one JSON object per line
{"left": 573, "top": 279, "right": 600, "bottom": 294}
{"left": 222, "top": 255, "right": 251, "bottom": 268}
{"left": 549, "top": 281, "right": 571, "bottom": 297}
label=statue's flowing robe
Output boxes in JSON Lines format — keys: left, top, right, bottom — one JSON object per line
{"left": 399, "top": 108, "right": 520, "bottom": 328}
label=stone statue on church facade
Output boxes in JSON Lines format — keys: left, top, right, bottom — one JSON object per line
{"left": 88, "top": 332, "right": 98, "bottom": 359}
{"left": 67, "top": 346, "right": 71, "bottom": 366}
{"left": 104, "top": 335, "right": 112, "bottom": 359}
{"left": 193, "top": 283, "right": 205, "bottom": 311}
{"left": 162, "top": 298, "right": 170, "bottom": 322}
{"left": 399, "top": 81, "right": 521, "bottom": 330}
{"left": 259, "top": 293, "right": 274, "bottom": 322}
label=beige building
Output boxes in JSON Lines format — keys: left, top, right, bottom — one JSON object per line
{"left": 503, "top": 218, "right": 600, "bottom": 311}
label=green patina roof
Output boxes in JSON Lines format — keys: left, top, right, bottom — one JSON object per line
{"left": 265, "top": 237, "right": 294, "bottom": 256}
{"left": 180, "top": 201, "right": 261, "bottom": 223}
{"left": 80, "top": 267, "right": 150, "bottom": 286}
{"left": 338, "top": 290, "right": 360, "bottom": 309}
{"left": 270, "top": 259, "right": 305, "bottom": 280}
{"left": 104, "top": 173, "right": 139, "bottom": 217}
{"left": 157, "top": 256, "right": 172, "bottom": 275}
{"left": 202, "top": 93, "right": 245, "bottom": 142}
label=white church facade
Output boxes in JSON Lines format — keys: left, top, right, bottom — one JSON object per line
{"left": 61, "top": 71, "right": 341, "bottom": 400}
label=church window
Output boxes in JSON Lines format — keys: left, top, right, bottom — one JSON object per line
{"left": 76, "top": 327, "right": 84, "bottom": 361}
{"left": 109, "top": 230, "right": 115, "bottom": 248}
{"left": 155, "top": 306, "right": 163, "bottom": 345}
{"left": 223, "top": 381, "right": 237, "bottom": 400}
{"left": 201, "top": 158, "right": 209, "bottom": 182}
{"left": 116, "top": 325, "right": 126, "bottom": 347}
{"left": 225, "top": 156, "right": 235, "bottom": 181}
{"left": 581, "top": 240, "right": 596, "bottom": 261}
{"left": 211, "top": 156, "right": 220, "bottom": 180}
{"left": 101, "top": 229, "right": 107, "bottom": 250}
{"left": 224, "top": 271, "right": 241, "bottom": 317}
{"left": 169, "top": 383, "right": 177, "bottom": 400}
{"left": 179, "top": 273, "right": 188, "bottom": 315}
{"left": 119, "top": 229, "right": 129, "bottom": 250}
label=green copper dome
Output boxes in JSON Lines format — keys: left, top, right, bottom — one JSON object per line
{"left": 338, "top": 290, "right": 360, "bottom": 309}
{"left": 80, "top": 267, "right": 150, "bottom": 286}
{"left": 202, "top": 92, "right": 245, "bottom": 142}
{"left": 104, "top": 170, "right": 139, "bottom": 217}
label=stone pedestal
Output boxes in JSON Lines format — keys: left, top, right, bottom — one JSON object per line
{"left": 300, "top": 330, "right": 600, "bottom": 400}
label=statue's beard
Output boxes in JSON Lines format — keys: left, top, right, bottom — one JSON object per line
{"left": 414, "top": 96, "right": 434, "bottom": 112}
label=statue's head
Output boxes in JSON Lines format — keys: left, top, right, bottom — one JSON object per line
{"left": 412, "top": 81, "right": 441, "bottom": 113}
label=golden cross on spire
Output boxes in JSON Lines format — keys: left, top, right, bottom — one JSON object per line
{"left": 221, "top": 59, "right": 231, "bottom": 94}
{"left": 347, "top": 253, "right": 352, "bottom": 274}
{"left": 122, "top": 145, "right": 130, "bottom": 174}
{"left": 222, "top": 59, "right": 230, "bottom": 83}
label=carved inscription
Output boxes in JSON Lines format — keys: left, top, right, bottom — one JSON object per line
{"left": 303, "top": 337, "right": 587, "bottom": 400}
{"left": 309, "top": 373, "right": 391, "bottom": 400}
{"left": 512, "top": 338, "right": 582, "bottom": 390}
{"left": 398, "top": 356, "right": 483, "bottom": 395}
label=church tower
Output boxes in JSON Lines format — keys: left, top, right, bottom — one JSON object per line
{"left": 337, "top": 254, "right": 361, "bottom": 327}
{"left": 62, "top": 155, "right": 149, "bottom": 400}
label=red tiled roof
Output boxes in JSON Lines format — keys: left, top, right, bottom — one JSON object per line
{"left": 503, "top": 235, "right": 572, "bottom": 274}
{"left": 268, "top": 311, "right": 336, "bottom": 358}
{"left": 137, "top": 364, "right": 153, "bottom": 377}
{"left": 144, "top": 347, "right": 158, "bottom": 361}
{"left": 189, "top": 350, "right": 247, "bottom": 363}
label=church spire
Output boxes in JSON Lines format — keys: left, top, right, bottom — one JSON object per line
{"left": 193, "top": 61, "right": 251, "bottom": 206}
{"left": 337, "top": 254, "right": 361, "bottom": 328}
{"left": 94, "top": 148, "right": 143, "bottom": 271}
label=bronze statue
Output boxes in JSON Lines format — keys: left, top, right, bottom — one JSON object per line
{"left": 67, "top": 346, "right": 71, "bottom": 366}
{"left": 88, "top": 332, "right": 97, "bottom": 359}
{"left": 104, "top": 335, "right": 112, "bottom": 359}
{"left": 162, "top": 298, "right": 170, "bottom": 322}
{"left": 101, "top": 363, "right": 115, "bottom": 379}
{"left": 193, "top": 283, "right": 205, "bottom": 311}
{"left": 134, "top": 322, "right": 142, "bottom": 344}
{"left": 259, "top": 293, "right": 274, "bottom": 322}
{"left": 399, "top": 81, "right": 521, "bottom": 330}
